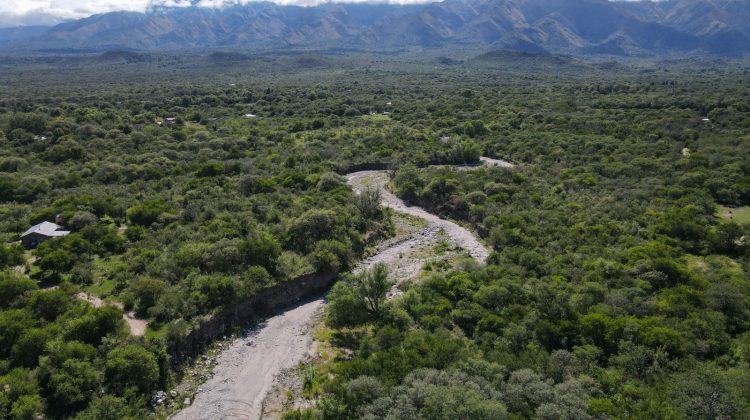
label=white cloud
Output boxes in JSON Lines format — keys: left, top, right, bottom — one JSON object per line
{"left": 193, "top": 0, "right": 429, "bottom": 6}
{"left": 0, "top": 0, "right": 150, "bottom": 26}
{"left": 0, "top": 0, "right": 433, "bottom": 27}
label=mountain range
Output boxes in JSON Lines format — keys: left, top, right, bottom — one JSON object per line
{"left": 2, "top": 0, "right": 750, "bottom": 56}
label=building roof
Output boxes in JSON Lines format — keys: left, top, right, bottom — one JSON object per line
{"left": 21, "top": 222, "right": 70, "bottom": 238}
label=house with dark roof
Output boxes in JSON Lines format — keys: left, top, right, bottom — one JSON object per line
{"left": 20, "top": 222, "right": 70, "bottom": 249}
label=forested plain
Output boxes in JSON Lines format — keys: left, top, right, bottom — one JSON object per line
{"left": 0, "top": 51, "right": 749, "bottom": 419}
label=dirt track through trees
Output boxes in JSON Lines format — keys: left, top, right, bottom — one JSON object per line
{"left": 76, "top": 292, "right": 148, "bottom": 336}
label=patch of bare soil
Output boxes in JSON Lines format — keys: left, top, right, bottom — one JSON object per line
{"left": 13, "top": 255, "right": 36, "bottom": 275}
{"left": 75, "top": 292, "right": 147, "bottom": 336}
{"left": 480, "top": 156, "right": 515, "bottom": 168}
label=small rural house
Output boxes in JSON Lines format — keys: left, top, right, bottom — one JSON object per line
{"left": 20, "top": 221, "right": 70, "bottom": 249}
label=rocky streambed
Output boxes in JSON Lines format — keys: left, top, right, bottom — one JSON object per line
{"left": 171, "top": 158, "right": 510, "bottom": 419}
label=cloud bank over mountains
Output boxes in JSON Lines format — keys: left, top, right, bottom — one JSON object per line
{"left": 0, "top": 0, "right": 432, "bottom": 27}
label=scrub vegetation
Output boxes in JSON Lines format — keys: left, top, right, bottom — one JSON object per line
{"left": 0, "top": 52, "right": 749, "bottom": 419}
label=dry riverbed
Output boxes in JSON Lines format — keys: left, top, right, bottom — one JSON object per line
{"left": 172, "top": 299, "right": 325, "bottom": 420}
{"left": 346, "top": 170, "right": 489, "bottom": 263}
{"left": 171, "top": 159, "right": 504, "bottom": 419}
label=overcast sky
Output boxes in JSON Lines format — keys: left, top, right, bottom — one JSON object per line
{"left": 0, "top": 0, "right": 440, "bottom": 27}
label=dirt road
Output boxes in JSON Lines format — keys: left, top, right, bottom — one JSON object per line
{"left": 76, "top": 292, "right": 148, "bottom": 336}
{"left": 173, "top": 160, "right": 503, "bottom": 419}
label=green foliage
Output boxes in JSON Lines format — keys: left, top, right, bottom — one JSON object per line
{"left": 449, "top": 140, "right": 482, "bottom": 164}
{"left": 43, "top": 139, "right": 85, "bottom": 163}
{"left": 288, "top": 209, "right": 339, "bottom": 251}
{"left": 11, "top": 326, "right": 57, "bottom": 367}
{"left": 130, "top": 276, "right": 167, "bottom": 314}
{"left": 73, "top": 395, "right": 148, "bottom": 420}
{"left": 104, "top": 344, "right": 159, "bottom": 395}
{"left": 670, "top": 364, "right": 750, "bottom": 419}
{"left": 358, "top": 369, "right": 507, "bottom": 419}
{"left": 327, "top": 282, "right": 368, "bottom": 328}
{"left": 0, "top": 244, "right": 24, "bottom": 269}
{"left": 37, "top": 249, "right": 75, "bottom": 275}
{"left": 356, "top": 186, "right": 382, "bottom": 219}
{"left": 64, "top": 305, "right": 125, "bottom": 345}
{"left": 240, "top": 231, "right": 282, "bottom": 273}
{"left": 356, "top": 263, "right": 390, "bottom": 316}
{"left": 27, "top": 289, "right": 71, "bottom": 321}
{"left": 238, "top": 266, "right": 273, "bottom": 297}
{"left": 0, "top": 368, "right": 40, "bottom": 418}
{"left": 312, "top": 240, "right": 353, "bottom": 274}
{"left": 326, "top": 263, "right": 390, "bottom": 328}
{"left": 303, "top": 366, "right": 316, "bottom": 392}
{"left": 392, "top": 164, "right": 424, "bottom": 203}
{"left": 9, "top": 394, "right": 45, "bottom": 420}
{"left": 317, "top": 172, "right": 347, "bottom": 192}
{"left": 276, "top": 251, "right": 314, "bottom": 280}
{"left": 126, "top": 200, "right": 169, "bottom": 226}
{"left": 48, "top": 359, "right": 103, "bottom": 413}
{"left": 193, "top": 274, "right": 237, "bottom": 309}
{"left": 1, "top": 52, "right": 750, "bottom": 420}
{"left": 124, "top": 225, "right": 145, "bottom": 241}
{"left": 0, "top": 272, "right": 37, "bottom": 308}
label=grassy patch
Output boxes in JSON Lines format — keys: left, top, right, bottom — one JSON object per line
{"left": 686, "top": 254, "right": 743, "bottom": 282}
{"left": 301, "top": 325, "right": 341, "bottom": 399}
{"left": 145, "top": 322, "right": 170, "bottom": 340}
{"left": 313, "top": 325, "right": 334, "bottom": 342}
{"left": 27, "top": 263, "right": 41, "bottom": 278}
{"left": 393, "top": 211, "right": 428, "bottom": 237}
{"left": 84, "top": 277, "right": 116, "bottom": 297}
{"left": 433, "top": 239, "right": 451, "bottom": 255}
{"left": 718, "top": 205, "right": 750, "bottom": 225}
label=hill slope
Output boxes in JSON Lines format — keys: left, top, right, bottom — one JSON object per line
{"left": 4, "top": 0, "right": 750, "bottom": 56}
